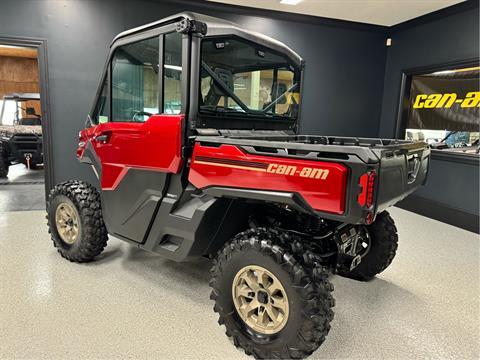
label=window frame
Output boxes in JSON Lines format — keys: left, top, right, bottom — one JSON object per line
{"left": 89, "top": 23, "right": 188, "bottom": 125}
{"left": 395, "top": 57, "right": 480, "bottom": 165}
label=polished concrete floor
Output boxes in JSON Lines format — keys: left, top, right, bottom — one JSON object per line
{"left": 0, "top": 164, "right": 45, "bottom": 212}
{"left": 0, "top": 163, "right": 45, "bottom": 184}
{"left": 0, "top": 208, "right": 478, "bottom": 359}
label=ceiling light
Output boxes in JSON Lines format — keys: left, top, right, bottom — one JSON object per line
{"left": 280, "top": 0, "right": 303, "bottom": 5}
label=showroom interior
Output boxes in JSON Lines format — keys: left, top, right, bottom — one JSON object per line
{"left": 0, "top": 0, "right": 478, "bottom": 359}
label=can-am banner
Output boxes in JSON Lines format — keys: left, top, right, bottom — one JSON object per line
{"left": 407, "top": 69, "right": 480, "bottom": 132}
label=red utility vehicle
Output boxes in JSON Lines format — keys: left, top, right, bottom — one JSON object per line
{"left": 47, "top": 13, "right": 430, "bottom": 359}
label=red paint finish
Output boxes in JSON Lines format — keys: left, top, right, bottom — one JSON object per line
{"left": 78, "top": 115, "right": 184, "bottom": 190}
{"left": 189, "top": 143, "right": 348, "bottom": 214}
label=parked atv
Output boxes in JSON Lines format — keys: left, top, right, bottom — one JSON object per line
{"left": 46, "top": 13, "right": 430, "bottom": 359}
{"left": 0, "top": 93, "right": 43, "bottom": 177}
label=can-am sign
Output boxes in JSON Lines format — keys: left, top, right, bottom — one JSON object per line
{"left": 407, "top": 69, "right": 480, "bottom": 132}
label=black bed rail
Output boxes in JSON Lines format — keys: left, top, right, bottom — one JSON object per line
{"left": 194, "top": 134, "right": 428, "bottom": 164}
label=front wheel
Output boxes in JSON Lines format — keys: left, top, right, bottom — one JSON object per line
{"left": 0, "top": 142, "right": 9, "bottom": 178}
{"left": 210, "top": 228, "right": 335, "bottom": 359}
{"left": 47, "top": 180, "right": 108, "bottom": 262}
{"left": 338, "top": 211, "right": 398, "bottom": 281}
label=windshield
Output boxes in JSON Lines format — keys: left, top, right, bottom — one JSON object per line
{"left": 199, "top": 36, "right": 301, "bottom": 119}
{"left": 0, "top": 98, "right": 41, "bottom": 126}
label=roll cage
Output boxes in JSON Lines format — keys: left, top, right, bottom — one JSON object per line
{"left": 88, "top": 12, "right": 304, "bottom": 136}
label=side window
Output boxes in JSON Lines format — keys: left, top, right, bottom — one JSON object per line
{"left": 163, "top": 32, "right": 182, "bottom": 114}
{"left": 92, "top": 77, "right": 109, "bottom": 124}
{"left": 111, "top": 36, "right": 159, "bottom": 122}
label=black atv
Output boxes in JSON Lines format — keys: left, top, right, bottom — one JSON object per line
{"left": 0, "top": 93, "right": 43, "bottom": 177}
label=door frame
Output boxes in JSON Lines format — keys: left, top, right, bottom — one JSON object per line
{"left": 0, "top": 35, "right": 53, "bottom": 198}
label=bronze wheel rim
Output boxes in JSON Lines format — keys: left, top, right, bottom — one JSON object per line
{"left": 55, "top": 202, "right": 80, "bottom": 245}
{"left": 232, "top": 265, "right": 289, "bottom": 335}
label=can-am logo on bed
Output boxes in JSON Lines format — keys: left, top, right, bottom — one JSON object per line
{"left": 266, "top": 163, "right": 329, "bottom": 179}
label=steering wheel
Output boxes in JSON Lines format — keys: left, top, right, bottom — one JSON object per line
{"left": 132, "top": 111, "right": 152, "bottom": 122}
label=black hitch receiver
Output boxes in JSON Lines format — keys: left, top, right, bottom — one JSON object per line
{"left": 334, "top": 225, "right": 368, "bottom": 272}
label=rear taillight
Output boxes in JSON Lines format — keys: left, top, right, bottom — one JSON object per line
{"left": 358, "top": 170, "right": 376, "bottom": 208}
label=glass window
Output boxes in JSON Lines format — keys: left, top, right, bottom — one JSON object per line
{"left": 111, "top": 36, "right": 159, "bottom": 122}
{"left": 163, "top": 32, "right": 182, "bottom": 114}
{"left": 92, "top": 77, "right": 109, "bottom": 124}
{"left": 404, "top": 66, "right": 479, "bottom": 156}
{"left": 199, "top": 37, "right": 300, "bottom": 119}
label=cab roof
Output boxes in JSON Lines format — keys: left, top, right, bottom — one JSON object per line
{"left": 112, "top": 12, "right": 303, "bottom": 68}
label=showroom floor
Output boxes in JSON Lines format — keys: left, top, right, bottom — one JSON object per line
{"left": 0, "top": 207, "right": 478, "bottom": 359}
{"left": 0, "top": 164, "right": 45, "bottom": 212}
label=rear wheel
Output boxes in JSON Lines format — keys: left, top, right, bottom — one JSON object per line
{"left": 210, "top": 228, "right": 334, "bottom": 359}
{"left": 338, "top": 211, "right": 398, "bottom": 281}
{"left": 47, "top": 181, "right": 108, "bottom": 262}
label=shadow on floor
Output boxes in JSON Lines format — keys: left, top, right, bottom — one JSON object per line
{"left": 109, "top": 242, "right": 421, "bottom": 317}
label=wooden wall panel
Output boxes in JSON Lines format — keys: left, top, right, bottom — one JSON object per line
{"left": 0, "top": 56, "right": 39, "bottom": 98}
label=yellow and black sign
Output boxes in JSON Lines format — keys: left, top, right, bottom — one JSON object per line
{"left": 407, "top": 67, "right": 480, "bottom": 132}
{"left": 413, "top": 91, "right": 480, "bottom": 109}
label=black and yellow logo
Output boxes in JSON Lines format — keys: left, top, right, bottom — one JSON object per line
{"left": 413, "top": 91, "right": 480, "bottom": 109}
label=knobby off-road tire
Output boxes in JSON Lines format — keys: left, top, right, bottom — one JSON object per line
{"left": 210, "top": 227, "right": 335, "bottom": 359}
{"left": 0, "top": 142, "right": 9, "bottom": 178}
{"left": 339, "top": 211, "right": 398, "bottom": 281}
{"left": 47, "top": 180, "right": 108, "bottom": 262}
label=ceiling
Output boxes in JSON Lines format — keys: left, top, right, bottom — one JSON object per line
{"left": 206, "top": 0, "right": 465, "bottom": 26}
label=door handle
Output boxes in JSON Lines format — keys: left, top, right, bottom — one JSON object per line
{"left": 95, "top": 134, "right": 109, "bottom": 143}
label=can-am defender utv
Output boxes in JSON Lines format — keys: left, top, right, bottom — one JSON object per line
{"left": 46, "top": 13, "right": 430, "bottom": 359}
{"left": 0, "top": 92, "right": 43, "bottom": 177}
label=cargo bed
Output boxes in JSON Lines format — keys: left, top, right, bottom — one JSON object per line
{"left": 192, "top": 133, "right": 431, "bottom": 224}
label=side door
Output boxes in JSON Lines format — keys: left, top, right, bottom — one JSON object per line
{"left": 84, "top": 31, "right": 186, "bottom": 242}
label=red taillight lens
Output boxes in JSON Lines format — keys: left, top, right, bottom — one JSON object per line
{"left": 358, "top": 171, "right": 376, "bottom": 208}
{"left": 366, "top": 171, "right": 376, "bottom": 208}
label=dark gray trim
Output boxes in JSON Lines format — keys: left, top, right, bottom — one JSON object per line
{"left": 188, "top": 34, "right": 201, "bottom": 132}
{"left": 203, "top": 186, "right": 315, "bottom": 215}
{"left": 431, "top": 150, "right": 479, "bottom": 166}
{"left": 0, "top": 35, "right": 53, "bottom": 199}
{"left": 396, "top": 194, "right": 479, "bottom": 234}
{"left": 158, "top": 34, "right": 164, "bottom": 113}
{"left": 181, "top": 33, "right": 191, "bottom": 115}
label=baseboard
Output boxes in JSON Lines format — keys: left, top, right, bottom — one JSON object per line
{"left": 396, "top": 195, "right": 479, "bottom": 234}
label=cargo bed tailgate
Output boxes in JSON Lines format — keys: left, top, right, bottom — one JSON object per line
{"left": 374, "top": 142, "right": 430, "bottom": 213}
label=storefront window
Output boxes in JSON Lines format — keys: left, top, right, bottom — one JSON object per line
{"left": 404, "top": 66, "right": 479, "bottom": 156}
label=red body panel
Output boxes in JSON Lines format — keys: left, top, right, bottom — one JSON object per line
{"left": 189, "top": 143, "right": 348, "bottom": 214}
{"left": 78, "top": 115, "right": 184, "bottom": 190}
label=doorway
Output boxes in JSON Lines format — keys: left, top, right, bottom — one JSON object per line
{"left": 0, "top": 37, "right": 52, "bottom": 211}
